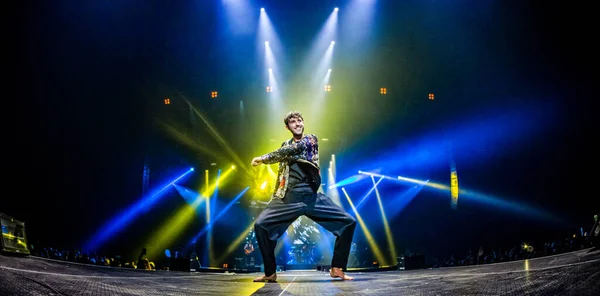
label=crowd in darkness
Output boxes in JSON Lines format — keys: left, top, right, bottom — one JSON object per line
{"left": 428, "top": 214, "right": 600, "bottom": 268}
{"left": 429, "top": 232, "right": 597, "bottom": 268}
{"left": 21, "top": 214, "right": 598, "bottom": 271}
{"left": 26, "top": 227, "right": 598, "bottom": 272}
{"left": 28, "top": 246, "right": 156, "bottom": 270}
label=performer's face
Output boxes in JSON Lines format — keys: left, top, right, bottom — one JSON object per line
{"left": 286, "top": 116, "right": 304, "bottom": 136}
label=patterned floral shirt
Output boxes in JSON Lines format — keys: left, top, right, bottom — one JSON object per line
{"left": 260, "top": 134, "right": 320, "bottom": 199}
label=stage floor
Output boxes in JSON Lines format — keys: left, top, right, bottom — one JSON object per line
{"left": 1, "top": 248, "right": 599, "bottom": 295}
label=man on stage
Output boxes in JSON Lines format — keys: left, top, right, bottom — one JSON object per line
{"left": 251, "top": 111, "right": 357, "bottom": 282}
{"left": 244, "top": 240, "right": 255, "bottom": 267}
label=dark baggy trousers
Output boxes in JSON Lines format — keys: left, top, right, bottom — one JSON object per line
{"left": 254, "top": 191, "right": 357, "bottom": 276}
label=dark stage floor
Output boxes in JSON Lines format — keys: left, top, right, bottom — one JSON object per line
{"left": 1, "top": 248, "right": 599, "bottom": 295}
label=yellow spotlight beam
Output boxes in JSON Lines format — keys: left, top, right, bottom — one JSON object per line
{"left": 205, "top": 169, "right": 210, "bottom": 223}
{"left": 145, "top": 167, "right": 235, "bottom": 261}
{"left": 215, "top": 222, "right": 256, "bottom": 265}
{"left": 397, "top": 175, "right": 444, "bottom": 189}
{"left": 371, "top": 176, "right": 397, "bottom": 265}
{"left": 341, "top": 188, "right": 387, "bottom": 266}
{"left": 145, "top": 194, "right": 206, "bottom": 260}
{"left": 207, "top": 167, "right": 236, "bottom": 267}
{"left": 249, "top": 165, "right": 278, "bottom": 201}
{"left": 155, "top": 119, "right": 221, "bottom": 160}
{"left": 203, "top": 166, "right": 237, "bottom": 223}
{"left": 266, "top": 164, "right": 277, "bottom": 178}
{"left": 181, "top": 94, "right": 249, "bottom": 174}
{"left": 203, "top": 169, "right": 212, "bottom": 266}
{"left": 207, "top": 169, "right": 220, "bottom": 268}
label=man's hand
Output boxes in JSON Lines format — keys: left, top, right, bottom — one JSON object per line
{"left": 251, "top": 157, "right": 263, "bottom": 167}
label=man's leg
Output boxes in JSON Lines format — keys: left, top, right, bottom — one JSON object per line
{"left": 254, "top": 198, "right": 304, "bottom": 280}
{"left": 305, "top": 193, "right": 357, "bottom": 279}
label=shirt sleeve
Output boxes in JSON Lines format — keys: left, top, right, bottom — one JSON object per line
{"left": 260, "top": 134, "right": 318, "bottom": 164}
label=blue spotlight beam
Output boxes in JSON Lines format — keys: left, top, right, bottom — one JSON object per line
{"left": 386, "top": 184, "right": 427, "bottom": 219}
{"left": 173, "top": 184, "right": 207, "bottom": 214}
{"left": 258, "top": 9, "right": 283, "bottom": 58}
{"left": 392, "top": 171, "right": 560, "bottom": 223}
{"left": 312, "top": 43, "right": 335, "bottom": 86}
{"left": 211, "top": 169, "right": 222, "bottom": 212}
{"left": 191, "top": 187, "right": 250, "bottom": 244}
{"left": 460, "top": 188, "right": 562, "bottom": 223}
{"left": 355, "top": 176, "right": 385, "bottom": 211}
{"left": 83, "top": 168, "right": 194, "bottom": 253}
{"left": 221, "top": 0, "right": 254, "bottom": 35}
{"left": 340, "top": 0, "right": 377, "bottom": 54}
{"left": 329, "top": 174, "right": 368, "bottom": 189}
{"left": 354, "top": 103, "right": 558, "bottom": 175}
{"left": 300, "top": 9, "right": 338, "bottom": 77}
{"left": 332, "top": 170, "right": 405, "bottom": 190}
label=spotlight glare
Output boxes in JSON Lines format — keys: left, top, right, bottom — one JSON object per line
{"left": 331, "top": 40, "right": 335, "bottom": 45}
{"left": 265, "top": 41, "right": 269, "bottom": 46}
{"left": 268, "top": 68, "right": 272, "bottom": 72}
{"left": 358, "top": 170, "right": 362, "bottom": 174}
{"left": 334, "top": 7, "right": 339, "bottom": 11}
{"left": 260, "top": 8, "right": 265, "bottom": 12}
{"left": 328, "top": 68, "right": 332, "bottom": 72}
